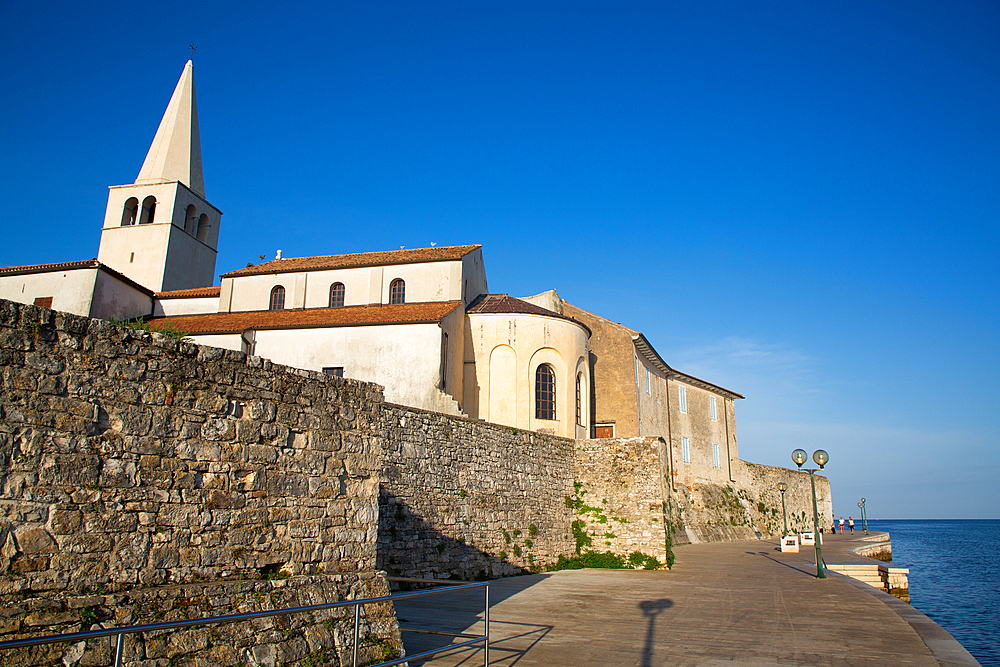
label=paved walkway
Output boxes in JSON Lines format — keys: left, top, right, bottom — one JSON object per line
{"left": 393, "top": 534, "right": 980, "bottom": 666}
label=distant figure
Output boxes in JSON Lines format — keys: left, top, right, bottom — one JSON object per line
{"left": 849, "top": 516, "right": 855, "bottom": 534}
{"left": 839, "top": 516, "right": 845, "bottom": 534}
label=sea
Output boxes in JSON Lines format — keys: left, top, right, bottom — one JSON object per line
{"left": 866, "top": 519, "right": 999, "bottom": 666}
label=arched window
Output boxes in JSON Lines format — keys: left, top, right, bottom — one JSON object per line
{"left": 121, "top": 198, "right": 138, "bottom": 226}
{"left": 184, "top": 204, "right": 197, "bottom": 234}
{"left": 269, "top": 286, "right": 286, "bottom": 311}
{"left": 139, "top": 196, "right": 156, "bottom": 224}
{"left": 389, "top": 279, "right": 405, "bottom": 305}
{"left": 535, "top": 364, "right": 556, "bottom": 420}
{"left": 576, "top": 372, "right": 583, "bottom": 425}
{"left": 329, "top": 283, "right": 345, "bottom": 308}
{"left": 196, "top": 214, "right": 210, "bottom": 242}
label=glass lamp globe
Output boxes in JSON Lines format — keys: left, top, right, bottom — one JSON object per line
{"left": 813, "top": 449, "right": 829, "bottom": 469}
{"left": 778, "top": 482, "right": 788, "bottom": 492}
{"left": 791, "top": 449, "right": 808, "bottom": 468}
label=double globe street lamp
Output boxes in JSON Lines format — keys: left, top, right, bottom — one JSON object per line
{"left": 792, "top": 448, "right": 829, "bottom": 579}
{"left": 858, "top": 497, "right": 868, "bottom": 535}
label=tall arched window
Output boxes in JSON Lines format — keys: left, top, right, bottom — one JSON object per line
{"left": 576, "top": 372, "right": 583, "bottom": 425}
{"left": 139, "top": 196, "right": 157, "bottom": 224}
{"left": 389, "top": 279, "right": 405, "bottom": 305}
{"left": 536, "top": 364, "right": 556, "bottom": 420}
{"left": 184, "top": 204, "right": 197, "bottom": 233}
{"left": 121, "top": 198, "right": 138, "bottom": 226}
{"left": 196, "top": 214, "right": 210, "bottom": 242}
{"left": 329, "top": 283, "right": 345, "bottom": 308}
{"left": 269, "top": 286, "right": 286, "bottom": 311}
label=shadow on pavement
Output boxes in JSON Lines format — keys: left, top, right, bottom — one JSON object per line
{"left": 756, "top": 552, "right": 821, "bottom": 577}
{"left": 639, "top": 598, "right": 673, "bottom": 667}
{"left": 393, "top": 576, "right": 554, "bottom": 666}
{"left": 378, "top": 491, "right": 560, "bottom": 665}
{"left": 399, "top": 618, "right": 554, "bottom": 667}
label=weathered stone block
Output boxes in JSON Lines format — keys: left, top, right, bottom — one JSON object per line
{"left": 16, "top": 527, "right": 57, "bottom": 554}
{"left": 202, "top": 418, "right": 236, "bottom": 441}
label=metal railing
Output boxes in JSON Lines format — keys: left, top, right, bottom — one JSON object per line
{"left": 0, "top": 580, "right": 489, "bottom": 667}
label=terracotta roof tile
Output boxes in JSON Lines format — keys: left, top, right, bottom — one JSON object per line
{"left": 0, "top": 258, "right": 100, "bottom": 274}
{"left": 0, "top": 258, "right": 154, "bottom": 296}
{"left": 156, "top": 286, "right": 221, "bottom": 299}
{"left": 467, "top": 294, "right": 591, "bottom": 335}
{"left": 149, "top": 301, "right": 462, "bottom": 334}
{"left": 221, "top": 245, "right": 481, "bottom": 278}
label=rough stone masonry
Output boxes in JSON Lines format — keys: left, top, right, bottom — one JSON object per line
{"left": 0, "top": 297, "right": 832, "bottom": 665}
{"left": 0, "top": 299, "right": 401, "bottom": 666}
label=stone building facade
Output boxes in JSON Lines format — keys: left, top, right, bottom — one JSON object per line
{"left": 0, "top": 297, "right": 833, "bottom": 664}
{"left": 0, "top": 61, "right": 594, "bottom": 439}
{"left": 528, "top": 292, "right": 833, "bottom": 541}
{"left": 0, "top": 57, "right": 835, "bottom": 576}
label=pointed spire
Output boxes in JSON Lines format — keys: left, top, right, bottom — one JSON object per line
{"left": 135, "top": 60, "right": 205, "bottom": 196}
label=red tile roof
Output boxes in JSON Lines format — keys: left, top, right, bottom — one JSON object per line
{"left": 467, "top": 294, "right": 591, "bottom": 335}
{"left": 0, "top": 258, "right": 154, "bottom": 295}
{"left": 156, "top": 286, "right": 221, "bottom": 299}
{"left": 148, "top": 301, "right": 462, "bottom": 334}
{"left": 0, "top": 258, "right": 100, "bottom": 274}
{"left": 221, "top": 245, "right": 481, "bottom": 278}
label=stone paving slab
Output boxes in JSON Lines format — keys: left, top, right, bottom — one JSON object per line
{"left": 392, "top": 537, "right": 980, "bottom": 666}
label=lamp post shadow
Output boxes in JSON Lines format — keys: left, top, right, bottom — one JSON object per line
{"left": 638, "top": 598, "right": 673, "bottom": 667}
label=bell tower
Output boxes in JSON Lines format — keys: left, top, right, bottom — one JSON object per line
{"left": 97, "top": 60, "right": 222, "bottom": 292}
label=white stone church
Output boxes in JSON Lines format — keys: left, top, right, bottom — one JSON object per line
{"left": 0, "top": 61, "right": 741, "bottom": 467}
{"left": 0, "top": 61, "right": 595, "bottom": 439}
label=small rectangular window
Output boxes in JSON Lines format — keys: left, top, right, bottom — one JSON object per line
{"left": 323, "top": 367, "right": 344, "bottom": 378}
{"left": 710, "top": 396, "right": 717, "bottom": 421}
{"left": 33, "top": 297, "right": 53, "bottom": 309}
{"left": 646, "top": 367, "right": 650, "bottom": 395}
{"left": 713, "top": 443, "right": 720, "bottom": 468}
{"left": 682, "top": 437, "right": 690, "bottom": 463}
{"left": 678, "top": 386, "right": 687, "bottom": 413}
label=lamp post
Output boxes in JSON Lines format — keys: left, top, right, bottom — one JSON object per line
{"left": 859, "top": 498, "right": 867, "bottom": 535}
{"left": 777, "top": 482, "right": 789, "bottom": 536}
{"left": 792, "top": 448, "right": 829, "bottom": 579}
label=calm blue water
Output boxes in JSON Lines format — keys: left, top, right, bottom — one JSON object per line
{"left": 867, "top": 519, "right": 999, "bottom": 666}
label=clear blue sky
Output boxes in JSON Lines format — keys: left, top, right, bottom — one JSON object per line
{"left": 2, "top": 1, "right": 997, "bottom": 518}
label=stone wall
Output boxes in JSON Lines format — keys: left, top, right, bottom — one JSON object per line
{"left": 572, "top": 443, "right": 834, "bottom": 547}
{"left": 378, "top": 404, "right": 576, "bottom": 580}
{"left": 0, "top": 299, "right": 401, "bottom": 666}
{"left": 0, "top": 296, "right": 840, "bottom": 663}
{"left": 737, "top": 460, "right": 834, "bottom": 535}
{"left": 1, "top": 574, "right": 399, "bottom": 667}
{"left": 669, "top": 481, "right": 759, "bottom": 543}
{"left": 572, "top": 438, "right": 671, "bottom": 563}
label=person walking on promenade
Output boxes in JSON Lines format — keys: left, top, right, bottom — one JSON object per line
{"left": 839, "top": 516, "right": 845, "bottom": 534}
{"left": 849, "top": 516, "right": 855, "bottom": 534}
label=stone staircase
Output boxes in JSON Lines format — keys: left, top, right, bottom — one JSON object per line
{"left": 825, "top": 562, "right": 884, "bottom": 587}
{"left": 825, "top": 533, "right": 910, "bottom": 601}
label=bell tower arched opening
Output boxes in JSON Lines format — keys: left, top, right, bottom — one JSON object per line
{"left": 139, "top": 196, "right": 157, "bottom": 224}
{"left": 121, "top": 198, "right": 138, "bottom": 226}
